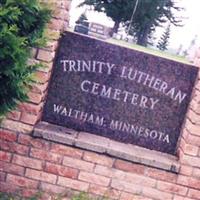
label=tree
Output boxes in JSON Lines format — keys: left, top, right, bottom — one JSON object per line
{"left": 157, "top": 24, "right": 171, "bottom": 51}
{"left": 79, "top": 0, "right": 134, "bottom": 35}
{"left": 80, "top": 0, "right": 183, "bottom": 46}
{"left": 0, "top": 0, "right": 51, "bottom": 119}
{"left": 128, "top": 0, "right": 182, "bottom": 46}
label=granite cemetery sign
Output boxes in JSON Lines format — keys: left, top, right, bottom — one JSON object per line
{"left": 42, "top": 31, "right": 198, "bottom": 155}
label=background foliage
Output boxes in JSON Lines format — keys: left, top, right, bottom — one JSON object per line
{"left": 80, "top": 0, "right": 182, "bottom": 46}
{"left": 0, "top": 192, "right": 109, "bottom": 200}
{"left": 0, "top": 0, "right": 51, "bottom": 119}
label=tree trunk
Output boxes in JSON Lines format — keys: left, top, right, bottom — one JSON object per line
{"left": 137, "top": 31, "right": 148, "bottom": 46}
{"left": 136, "top": 25, "right": 151, "bottom": 46}
{"left": 110, "top": 20, "right": 120, "bottom": 37}
{"left": 137, "top": 33, "right": 148, "bottom": 46}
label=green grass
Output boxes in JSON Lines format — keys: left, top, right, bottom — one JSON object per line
{"left": 107, "top": 38, "right": 191, "bottom": 65}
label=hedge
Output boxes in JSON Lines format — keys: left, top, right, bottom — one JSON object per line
{"left": 0, "top": 0, "right": 51, "bottom": 119}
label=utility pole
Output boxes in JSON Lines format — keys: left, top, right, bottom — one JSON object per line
{"left": 127, "top": 0, "right": 139, "bottom": 35}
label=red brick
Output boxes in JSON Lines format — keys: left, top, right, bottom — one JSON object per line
{"left": 52, "top": 9, "right": 69, "bottom": 20}
{"left": 18, "top": 133, "right": 34, "bottom": 144}
{"left": 183, "top": 144, "right": 199, "bottom": 156}
{"left": 177, "top": 175, "right": 200, "bottom": 190}
{"left": 40, "top": 182, "right": 66, "bottom": 194}
{"left": 51, "top": 144, "right": 83, "bottom": 158}
{"left": 95, "top": 165, "right": 156, "bottom": 187}
{"left": 179, "top": 137, "right": 186, "bottom": 152}
{"left": 125, "top": 172, "right": 155, "bottom": 188}
{"left": 142, "top": 187, "right": 173, "bottom": 200}
{"left": 187, "top": 109, "right": 200, "bottom": 124}
{"left": 180, "top": 165, "right": 193, "bottom": 176}
{"left": 121, "top": 193, "right": 153, "bottom": 200}
{"left": 1, "top": 119, "right": 33, "bottom": 133}
{"left": 12, "top": 154, "right": 43, "bottom": 170}
{"left": 145, "top": 167, "right": 177, "bottom": 183}
{"left": 114, "top": 159, "right": 145, "bottom": 175}
{"left": 45, "top": 162, "right": 78, "bottom": 179}
{"left": 89, "top": 184, "right": 120, "bottom": 199}
{"left": 83, "top": 151, "right": 114, "bottom": 167}
{"left": 111, "top": 179, "right": 142, "bottom": 194}
{"left": 63, "top": 156, "right": 94, "bottom": 172}
{"left": 181, "top": 154, "right": 200, "bottom": 168}
{"left": 187, "top": 133, "right": 200, "bottom": 146}
{"left": 18, "top": 102, "right": 42, "bottom": 115}
{"left": 0, "top": 151, "right": 11, "bottom": 162}
{"left": 57, "top": 176, "right": 89, "bottom": 192}
{"left": 0, "top": 161, "right": 25, "bottom": 176}
{"left": 18, "top": 134, "right": 50, "bottom": 150}
{"left": 78, "top": 171, "right": 110, "bottom": 186}
{"left": 181, "top": 128, "right": 189, "bottom": 140}
{"left": 0, "top": 129, "right": 17, "bottom": 142}
{"left": 173, "top": 195, "right": 185, "bottom": 200}
{"left": 21, "top": 189, "right": 38, "bottom": 198}
{"left": 185, "top": 119, "right": 200, "bottom": 136}
{"left": 157, "top": 181, "right": 188, "bottom": 195}
{"left": 0, "top": 140, "right": 11, "bottom": 151}
{"left": 0, "top": 171, "right": 6, "bottom": 181}
{"left": 193, "top": 168, "right": 200, "bottom": 178}
{"left": 188, "top": 188, "right": 200, "bottom": 200}
{"left": 0, "top": 140, "right": 29, "bottom": 155}
{"left": 37, "top": 49, "right": 55, "bottom": 62}
{"left": 7, "top": 174, "right": 38, "bottom": 189}
{"left": 30, "top": 82, "right": 48, "bottom": 95}
{"left": 30, "top": 148, "right": 62, "bottom": 164}
{"left": 193, "top": 89, "right": 200, "bottom": 102}
{"left": 120, "top": 192, "right": 135, "bottom": 200}
{"left": 195, "top": 81, "right": 200, "bottom": 92}
{"left": 7, "top": 111, "right": 21, "bottom": 121}
{"left": 20, "top": 112, "right": 38, "bottom": 125}
{"left": 0, "top": 181, "right": 20, "bottom": 193}
{"left": 48, "top": 19, "right": 64, "bottom": 30}
{"left": 28, "top": 92, "right": 43, "bottom": 104}
{"left": 26, "top": 168, "right": 57, "bottom": 184}
{"left": 95, "top": 164, "right": 125, "bottom": 178}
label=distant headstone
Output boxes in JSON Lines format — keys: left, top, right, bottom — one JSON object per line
{"left": 88, "top": 22, "right": 111, "bottom": 39}
{"left": 74, "top": 24, "right": 88, "bottom": 35}
{"left": 42, "top": 31, "right": 198, "bottom": 155}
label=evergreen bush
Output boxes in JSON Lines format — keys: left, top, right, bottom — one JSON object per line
{"left": 157, "top": 25, "right": 171, "bottom": 51}
{"left": 0, "top": 0, "right": 51, "bottom": 119}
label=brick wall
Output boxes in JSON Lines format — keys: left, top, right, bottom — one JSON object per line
{"left": 0, "top": 1, "right": 200, "bottom": 199}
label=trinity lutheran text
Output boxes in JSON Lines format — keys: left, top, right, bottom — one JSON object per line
{"left": 60, "top": 59, "right": 187, "bottom": 105}
{"left": 53, "top": 104, "right": 170, "bottom": 144}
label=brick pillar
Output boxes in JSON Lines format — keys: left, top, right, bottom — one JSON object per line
{"left": 176, "top": 47, "right": 200, "bottom": 197}
{"left": 1, "top": 0, "right": 72, "bottom": 134}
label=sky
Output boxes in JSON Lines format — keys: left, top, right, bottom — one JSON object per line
{"left": 69, "top": 0, "right": 200, "bottom": 52}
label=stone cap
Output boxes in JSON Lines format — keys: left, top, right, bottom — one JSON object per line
{"left": 33, "top": 121, "right": 180, "bottom": 173}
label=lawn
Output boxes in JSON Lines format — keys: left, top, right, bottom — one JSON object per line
{"left": 107, "top": 38, "right": 191, "bottom": 65}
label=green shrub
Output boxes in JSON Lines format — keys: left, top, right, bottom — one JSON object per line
{"left": 72, "top": 192, "right": 109, "bottom": 200}
{"left": 0, "top": 0, "right": 51, "bottom": 119}
{"left": 0, "top": 192, "right": 110, "bottom": 200}
{"left": 0, "top": 192, "right": 40, "bottom": 200}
